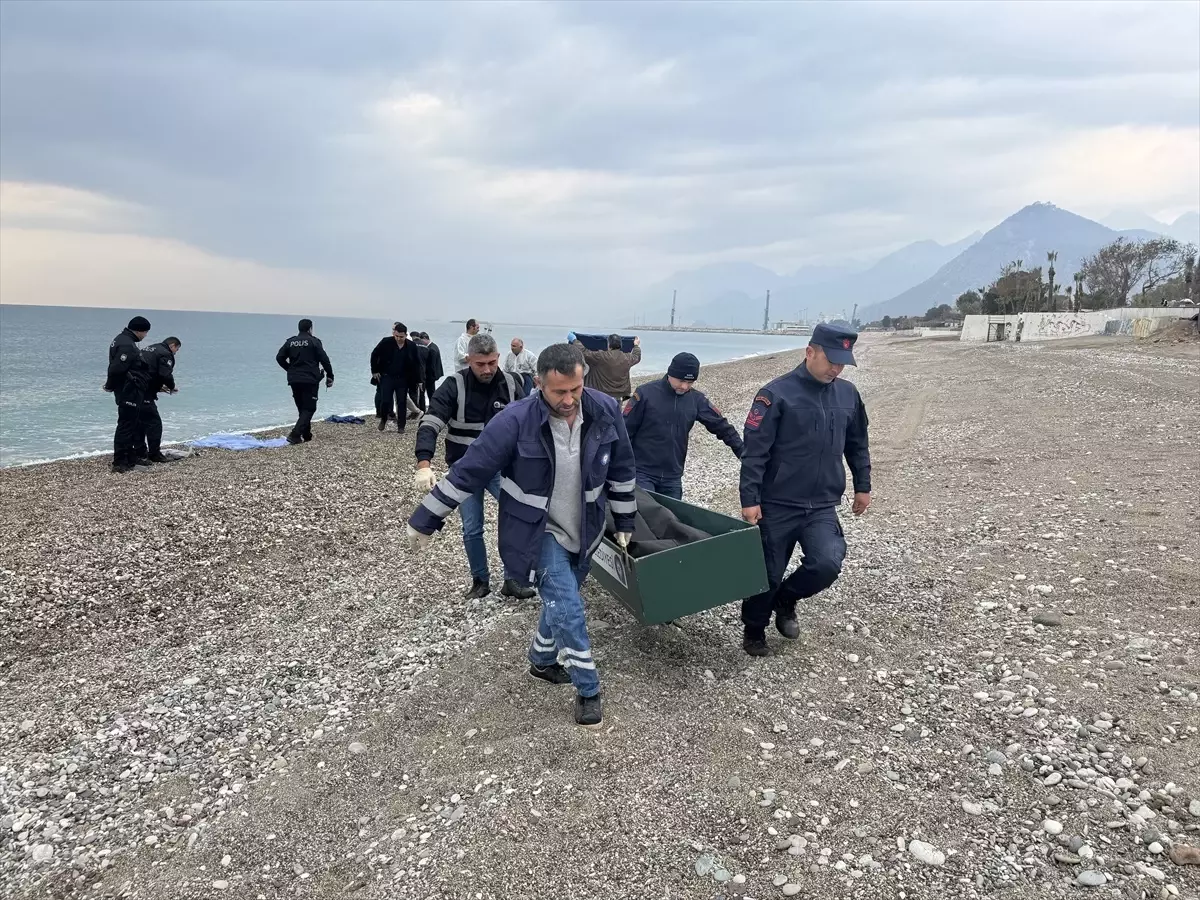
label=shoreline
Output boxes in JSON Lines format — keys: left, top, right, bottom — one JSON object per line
{"left": 0, "top": 345, "right": 803, "bottom": 472}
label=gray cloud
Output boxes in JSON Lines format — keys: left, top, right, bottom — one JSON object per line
{"left": 1, "top": 0, "right": 1197, "bottom": 317}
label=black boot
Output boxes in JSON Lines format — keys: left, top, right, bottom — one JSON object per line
{"left": 111, "top": 461, "right": 133, "bottom": 474}
{"left": 463, "top": 578, "right": 490, "bottom": 599}
{"left": 133, "top": 456, "right": 153, "bottom": 467}
{"left": 286, "top": 434, "right": 302, "bottom": 445}
{"left": 775, "top": 610, "right": 800, "bottom": 640}
{"left": 377, "top": 417, "right": 387, "bottom": 432}
{"left": 529, "top": 663, "right": 572, "bottom": 685}
{"left": 743, "top": 629, "right": 771, "bottom": 657}
{"left": 147, "top": 453, "right": 169, "bottom": 464}
{"left": 574, "top": 693, "right": 603, "bottom": 729}
{"left": 502, "top": 579, "right": 536, "bottom": 600}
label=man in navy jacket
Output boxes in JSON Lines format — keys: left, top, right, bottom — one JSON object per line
{"left": 408, "top": 343, "right": 636, "bottom": 729}
{"left": 738, "top": 324, "right": 872, "bottom": 657}
{"left": 623, "top": 352, "right": 743, "bottom": 499}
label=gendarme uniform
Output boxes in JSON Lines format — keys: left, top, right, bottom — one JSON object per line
{"left": 738, "top": 324, "right": 872, "bottom": 650}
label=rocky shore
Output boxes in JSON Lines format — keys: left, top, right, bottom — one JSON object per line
{"left": 1, "top": 336, "right": 1198, "bottom": 900}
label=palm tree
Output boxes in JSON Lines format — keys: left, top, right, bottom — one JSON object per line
{"left": 1073, "top": 272, "right": 1084, "bottom": 311}
{"left": 1046, "top": 251, "right": 1058, "bottom": 312}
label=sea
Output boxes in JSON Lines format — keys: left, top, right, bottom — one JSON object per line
{"left": 0, "top": 305, "right": 806, "bottom": 467}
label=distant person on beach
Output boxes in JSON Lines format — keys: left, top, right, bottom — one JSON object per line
{"left": 137, "top": 337, "right": 182, "bottom": 464}
{"left": 504, "top": 337, "right": 538, "bottom": 396}
{"left": 409, "top": 330, "right": 434, "bottom": 412}
{"left": 738, "top": 324, "right": 872, "bottom": 658}
{"left": 408, "top": 342, "right": 636, "bottom": 729}
{"left": 413, "top": 332, "right": 528, "bottom": 600}
{"left": 454, "top": 319, "right": 480, "bottom": 369}
{"left": 574, "top": 333, "right": 641, "bottom": 401}
{"left": 622, "top": 352, "right": 743, "bottom": 500}
{"left": 103, "top": 315, "right": 153, "bottom": 473}
{"left": 370, "top": 322, "right": 422, "bottom": 433}
{"left": 416, "top": 332, "right": 444, "bottom": 390}
{"left": 276, "top": 318, "right": 334, "bottom": 445}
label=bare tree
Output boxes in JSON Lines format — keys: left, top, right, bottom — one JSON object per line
{"left": 1080, "top": 236, "right": 1182, "bottom": 308}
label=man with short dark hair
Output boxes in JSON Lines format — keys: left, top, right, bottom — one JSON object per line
{"left": 454, "top": 319, "right": 480, "bottom": 369}
{"left": 576, "top": 333, "right": 641, "bottom": 401}
{"left": 414, "top": 331, "right": 527, "bottom": 599}
{"left": 408, "top": 342, "right": 637, "bottom": 729}
{"left": 623, "top": 352, "right": 742, "bottom": 499}
{"left": 738, "top": 324, "right": 872, "bottom": 657}
{"left": 276, "top": 318, "right": 334, "bottom": 445}
{"left": 104, "top": 315, "right": 153, "bottom": 473}
{"left": 139, "top": 337, "right": 182, "bottom": 463}
{"left": 370, "top": 322, "right": 422, "bottom": 432}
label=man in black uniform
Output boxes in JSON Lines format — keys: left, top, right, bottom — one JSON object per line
{"left": 738, "top": 324, "right": 872, "bottom": 657}
{"left": 139, "top": 337, "right": 182, "bottom": 463}
{"left": 104, "top": 315, "right": 153, "bottom": 473}
{"left": 370, "top": 322, "right": 422, "bottom": 432}
{"left": 276, "top": 318, "right": 334, "bottom": 444}
{"left": 413, "top": 332, "right": 531, "bottom": 600}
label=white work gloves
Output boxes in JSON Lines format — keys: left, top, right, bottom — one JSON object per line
{"left": 414, "top": 466, "right": 438, "bottom": 492}
{"left": 615, "top": 533, "right": 631, "bottom": 550}
{"left": 406, "top": 525, "right": 433, "bottom": 551}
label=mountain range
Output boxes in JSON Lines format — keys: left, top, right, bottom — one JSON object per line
{"left": 635, "top": 203, "right": 1199, "bottom": 327}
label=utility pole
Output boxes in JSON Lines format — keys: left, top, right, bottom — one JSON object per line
{"left": 762, "top": 290, "right": 770, "bottom": 332}
{"left": 670, "top": 290, "right": 676, "bottom": 329}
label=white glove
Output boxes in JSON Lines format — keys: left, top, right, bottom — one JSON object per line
{"left": 615, "top": 533, "right": 631, "bottom": 550}
{"left": 414, "top": 467, "right": 438, "bottom": 492}
{"left": 407, "top": 525, "right": 433, "bottom": 551}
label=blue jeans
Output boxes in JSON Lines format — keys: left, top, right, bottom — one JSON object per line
{"left": 459, "top": 473, "right": 502, "bottom": 581}
{"left": 635, "top": 469, "right": 683, "bottom": 500}
{"left": 528, "top": 533, "right": 600, "bottom": 697}
{"left": 520, "top": 373, "right": 534, "bottom": 396}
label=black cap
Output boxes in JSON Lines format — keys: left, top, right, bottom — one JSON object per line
{"left": 668, "top": 352, "right": 700, "bottom": 382}
{"left": 128, "top": 316, "right": 151, "bottom": 332}
{"left": 810, "top": 323, "right": 858, "bottom": 366}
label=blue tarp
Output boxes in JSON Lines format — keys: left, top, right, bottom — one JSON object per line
{"left": 570, "top": 332, "right": 636, "bottom": 353}
{"left": 190, "top": 433, "right": 291, "bottom": 451}
{"left": 325, "top": 415, "right": 366, "bottom": 424}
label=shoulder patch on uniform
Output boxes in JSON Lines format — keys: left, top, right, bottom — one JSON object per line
{"left": 119, "top": 354, "right": 127, "bottom": 361}
{"left": 745, "top": 408, "right": 764, "bottom": 430}
{"left": 754, "top": 393, "right": 771, "bottom": 407}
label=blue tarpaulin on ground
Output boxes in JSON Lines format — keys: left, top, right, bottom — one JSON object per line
{"left": 190, "top": 433, "right": 291, "bottom": 451}
{"left": 325, "top": 415, "right": 366, "bottom": 424}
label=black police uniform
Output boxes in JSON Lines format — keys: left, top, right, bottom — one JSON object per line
{"left": 739, "top": 324, "right": 872, "bottom": 640}
{"left": 370, "top": 336, "right": 422, "bottom": 431}
{"left": 138, "top": 342, "right": 178, "bottom": 460}
{"left": 623, "top": 374, "right": 742, "bottom": 500}
{"left": 105, "top": 326, "right": 152, "bottom": 469}
{"left": 276, "top": 331, "right": 334, "bottom": 442}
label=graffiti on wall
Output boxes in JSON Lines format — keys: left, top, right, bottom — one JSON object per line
{"left": 1104, "top": 319, "right": 1133, "bottom": 336}
{"left": 1030, "top": 314, "right": 1092, "bottom": 339}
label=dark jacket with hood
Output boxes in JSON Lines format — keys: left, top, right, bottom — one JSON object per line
{"left": 105, "top": 328, "right": 151, "bottom": 395}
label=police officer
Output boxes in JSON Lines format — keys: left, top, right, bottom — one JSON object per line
{"left": 139, "top": 337, "right": 182, "bottom": 463}
{"left": 413, "top": 332, "right": 531, "bottom": 599}
{"left": 275, "top": 318, "right": 334, "bottom": 444}
{"left": 104, "top": 315, "right": 153, "bottom": 473}
{"left": 738, "top": 324, "right": 872, "bottom": 657}
{"left": 622, "top": 352, "right": 743, "bottom": 499}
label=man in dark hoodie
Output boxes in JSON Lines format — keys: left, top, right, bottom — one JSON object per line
{"left": 276, "top": 319, "right": 334, "bottom": 444}
{"left": 370, "top": 322, "right": 422, "bottom": 432}
{"left": 138, "top": 337, "right": 182, "bottom": 463}
{"left": 103, "top": 315, "right": 153, "bottom": 473}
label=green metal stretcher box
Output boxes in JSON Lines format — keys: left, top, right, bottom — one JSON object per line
{"left": 589, "top": 492, "right": 769, "bottom": 625}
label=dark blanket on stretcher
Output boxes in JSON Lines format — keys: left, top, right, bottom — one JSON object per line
{"left": 603, "top": 486, "right": 712, "bottom": 558}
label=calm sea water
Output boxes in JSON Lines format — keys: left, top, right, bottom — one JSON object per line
{"left": 0, "top": 305, "right": 805, "bottom": 467}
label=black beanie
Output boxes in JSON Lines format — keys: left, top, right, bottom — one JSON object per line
{"left": 668, "top": 352, "right": 700, "bottom": 382}
{"left": 128, "top": 316, "right": 151, "bottom": 332}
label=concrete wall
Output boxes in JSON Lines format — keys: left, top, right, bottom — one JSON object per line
{"left": 960, "top": 308, "right": 1191, "bottom": 343}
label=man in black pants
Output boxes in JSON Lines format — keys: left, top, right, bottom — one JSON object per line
{"left": 370, "top": 321, "right": 422, "bottom": 432}
{"left": 276, "top": 319, "right": 334, "bottom": 444}
{"left": 104, "top": 315, "right": 153, "bottom": 473}
{"left": 139, "top": 337, "right": 182, "bottom": 462}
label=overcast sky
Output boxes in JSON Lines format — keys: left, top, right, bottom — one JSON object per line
{"left": 1, "top": 0, "right": 1197, "bottom": 319}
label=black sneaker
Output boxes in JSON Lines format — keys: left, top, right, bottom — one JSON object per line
{"left": 743, "top": 631, "right": 771, "bottom": 657}
{"left": 377, "top": 418, "right": 387, "bottom": 432}
{"left": 463, "top": 578, "right": 490, "bottom": 600}
{"left": 574, "top": 693, "right": 603, "bottom": 729}
{"left": 133, "top": 457, "right": 153, "bottom": 467}
{"left": 502, "top": 579, "right": 536, "bottom": 600}
{"left": 286, "top": 435, "right": 302, "bottom": 445}
{"left": 302, "top": 432, "right": 313, "bottom": 442}
{"left": 775, "top": 611, "right": 800, "bottom": 640}
{"left": 147, "top": 454, "right": 169, "bottom": 464}
{"left": 529, "top": 663, "right": 571, "bottom": 685}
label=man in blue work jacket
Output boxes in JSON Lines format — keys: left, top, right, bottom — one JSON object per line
{"left": 407, "top": 343, "right": 637, "bottom": 729}
{"left": 738, "top": 324, "right": 872, "bottom": 657}
{"left": 623, "top": 352, "right": 743, "bottom": 499}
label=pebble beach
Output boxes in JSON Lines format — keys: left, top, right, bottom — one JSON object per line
{"left": 1, "top": 334, "right": 1198, "bottom": 900}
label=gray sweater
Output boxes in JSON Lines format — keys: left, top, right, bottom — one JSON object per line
{"left": 544, "top": 411, "right": 584, "bottom": 553}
